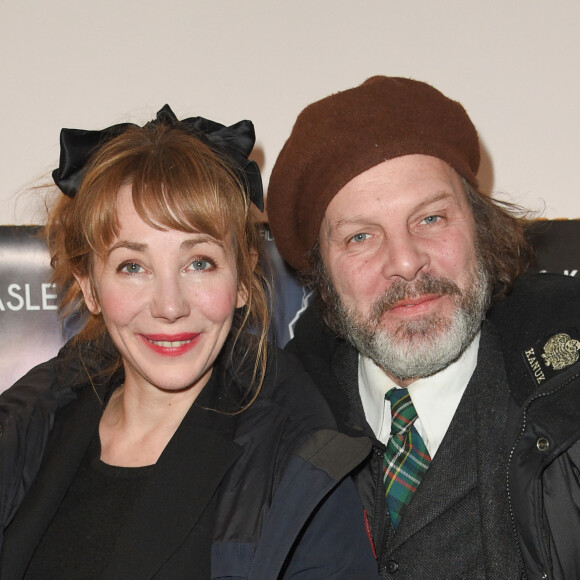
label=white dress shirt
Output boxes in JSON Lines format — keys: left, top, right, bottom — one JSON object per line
{"left": 358, "top": 333, "right": 480, "bottom": 458}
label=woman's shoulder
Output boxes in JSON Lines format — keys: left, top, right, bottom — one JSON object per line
{"left": 0, "top": 336, "right": 118, "bottom": 530}
{"left": 0, "top": 347, "right": 77, "bottom": 530}
{"left": 0, "top": 340, "right": 82, "bottom": 431}
{"left": 254, "top": 345, "right": 337, "bottom": 431}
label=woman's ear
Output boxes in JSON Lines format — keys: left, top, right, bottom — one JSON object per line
{"left": 236, "top": 249, "right": 259, "bottom": 308}
{"left": 74, "top": 273, "right": 101, "bottom": 315}
{"left": 236, "top": 285, "right": 249, "bottom": 309}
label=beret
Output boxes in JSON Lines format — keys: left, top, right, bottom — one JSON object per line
{"left": 267, "top": 76, "right": 480, "bottom": 273}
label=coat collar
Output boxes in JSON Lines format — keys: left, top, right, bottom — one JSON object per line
{"left": 488, "top": 273, "right": 580, "bottom": 406}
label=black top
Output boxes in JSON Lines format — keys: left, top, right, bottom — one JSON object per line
{"left": 24, "top": 432, "right": 155, "bottom": 579}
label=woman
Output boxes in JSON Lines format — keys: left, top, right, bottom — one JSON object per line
{"left": 0, "top": 107, "right": 378, "bottom": 578}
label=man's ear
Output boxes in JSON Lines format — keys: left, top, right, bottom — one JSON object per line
{"left": 74, "top": 273, "right": 101, "bottom": 315}
{"left": 236, "top": 249, "right": 259, "bottom": 309}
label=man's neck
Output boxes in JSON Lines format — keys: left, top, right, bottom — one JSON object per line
{"left": 358, "top": 333, "right": 481, "bottom": 454}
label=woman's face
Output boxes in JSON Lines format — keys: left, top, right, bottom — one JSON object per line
{"left": 76, "top": 184, "right": 247, "bottom": 396}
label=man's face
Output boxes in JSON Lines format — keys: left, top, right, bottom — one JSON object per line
{"left": 318, "top": 154, "right": 490, "bottom": 385}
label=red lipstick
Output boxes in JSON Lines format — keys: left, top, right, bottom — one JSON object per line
{"left": 140, "top": 333, "right": 200, "bottom": 357}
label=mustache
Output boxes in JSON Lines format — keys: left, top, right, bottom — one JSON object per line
{"left": 369, "top": 274, "right": 461, "bottom": 323}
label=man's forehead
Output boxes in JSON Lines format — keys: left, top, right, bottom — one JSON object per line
{"left": 322, "top": 155, "right": 467, "bottom": 218}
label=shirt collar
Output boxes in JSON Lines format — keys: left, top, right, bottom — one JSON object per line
{"left": 358, "top": 332, "right": 480, "bottom": 455}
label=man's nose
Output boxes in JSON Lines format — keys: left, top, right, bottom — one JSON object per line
{"left": 380, "top": 232, "right": 430, "bottom": 282}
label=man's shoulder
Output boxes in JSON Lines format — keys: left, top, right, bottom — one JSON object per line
{"left": 488, "top": 273, "right": 580, "bottom": 332}
{"left": 504, "top": 271, "right": 579, "bottom": 302}
{"left": 487, "top": 273, "right": 580, "bottom": 404}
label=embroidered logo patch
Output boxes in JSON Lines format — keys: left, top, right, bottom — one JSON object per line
{"left": 542, "top": 333, "right": 580, "bottom": 370}
{"left": 523, "top": 329, "right": 580, "bottom": 386}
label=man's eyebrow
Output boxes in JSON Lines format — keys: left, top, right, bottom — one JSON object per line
{"left": 328, "top": 216, "right": 367, "bottom": 232}
{"left": 414, "top": 190, "right": 457, "bottom": 210}
{"left": 401, "top": 191, "right": 461, "bottom": 218}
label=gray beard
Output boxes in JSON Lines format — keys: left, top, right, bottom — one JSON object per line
{"left": 324, "top": 261, "right": 491, "bottom": 381}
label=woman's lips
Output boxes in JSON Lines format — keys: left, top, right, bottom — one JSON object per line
{"left": 139, "top": 333, "right": 200, "bottom": 357}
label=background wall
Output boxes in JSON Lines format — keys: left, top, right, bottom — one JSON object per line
{"left": 1, "top": 0, "right": 579, "bottom": 224}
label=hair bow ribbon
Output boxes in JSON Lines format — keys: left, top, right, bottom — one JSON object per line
{"left": 52, "top": 104, "right": 264, "bottom": 211}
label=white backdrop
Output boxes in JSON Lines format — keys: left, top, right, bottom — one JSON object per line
{"left": 1, "top": 0, "right": 579, "bottom": 224}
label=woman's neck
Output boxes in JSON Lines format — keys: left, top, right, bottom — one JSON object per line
{"left": 98, "top": 379, "right": 205, "bottom": 467}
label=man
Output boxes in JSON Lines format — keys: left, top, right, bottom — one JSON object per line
{"left": 267, "top": 76, "right": 580, "bottom": 579}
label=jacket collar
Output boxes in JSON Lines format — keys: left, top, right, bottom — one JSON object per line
{"left": 488, "top": 273, "right": 580, "bottom": 406}
{"left": 1, "top": 371, "right": 242, "bottom": 579}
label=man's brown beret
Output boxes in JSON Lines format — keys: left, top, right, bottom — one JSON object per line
{"left": 267, "top": 76, "right": 480, "bottom": 273}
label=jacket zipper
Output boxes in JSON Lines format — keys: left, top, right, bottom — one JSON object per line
{"left": 506, "top": 398, "right": 533, "bottom": 580}
{"left": 505, "top": 378, "right": 576, "bottom": 580}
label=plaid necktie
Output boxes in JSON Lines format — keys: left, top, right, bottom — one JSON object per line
{"left": 383, "top": 387, "right": 431, "bottom": 530}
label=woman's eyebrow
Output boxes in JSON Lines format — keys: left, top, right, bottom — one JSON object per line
{"left": 180, "top": 235, "right": 224, "bottom": 249}
{"left": 107, "top": 235, "right": 224, "bottom": 257}
{"left": 107, "top": 241, "right": 147, "bottom": 256}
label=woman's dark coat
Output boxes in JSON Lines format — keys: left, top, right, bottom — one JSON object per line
{"left": 0, "top": 341, "right": 378, "bottom": 579}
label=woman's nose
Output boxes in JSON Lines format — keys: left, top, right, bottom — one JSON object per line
{"left": 149, "top": 274, "right": 190, "bottom": 322}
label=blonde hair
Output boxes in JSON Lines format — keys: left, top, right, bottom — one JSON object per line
{"left": 46, "top": 123, "right": 269, "bottom": 403}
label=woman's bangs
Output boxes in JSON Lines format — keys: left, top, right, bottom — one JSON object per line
{"left": 131, "top": 173, "right": 230, "bottom": 241}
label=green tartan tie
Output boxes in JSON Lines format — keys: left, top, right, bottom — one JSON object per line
{"left": 383, "top": 387, "right": 431, "bottom": 529}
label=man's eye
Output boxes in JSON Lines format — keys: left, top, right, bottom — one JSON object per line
{"left": 421, "top": 215, "right": 440, "bottom": 225}
{"left": 120, "top": 262, "right": 143, "bottom": 274}
{"left": 351, "top": 233, "right": 369, "bottom": 243}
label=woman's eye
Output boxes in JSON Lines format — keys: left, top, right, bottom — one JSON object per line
{"left": 351, "top": 233, "right": 369, "bottom": 243}
{"left": 421, "top": 215, "right": 440, "bottom": 225}
{"left": 120, "top": 262, "right": 143, "bottom": 274}
{"left": 188, "top": 259, "right": 213, "bottom": 271}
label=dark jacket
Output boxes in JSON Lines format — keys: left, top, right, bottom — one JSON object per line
{"left": 286, "top": 273, "right": 580, "bottom": 580}
{"left": 0, "top": 341, "right": 379, "bottom": 579}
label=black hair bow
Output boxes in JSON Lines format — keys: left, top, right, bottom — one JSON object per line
{"left": 52, "top": 104, "right": 264, "bottom": 211}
